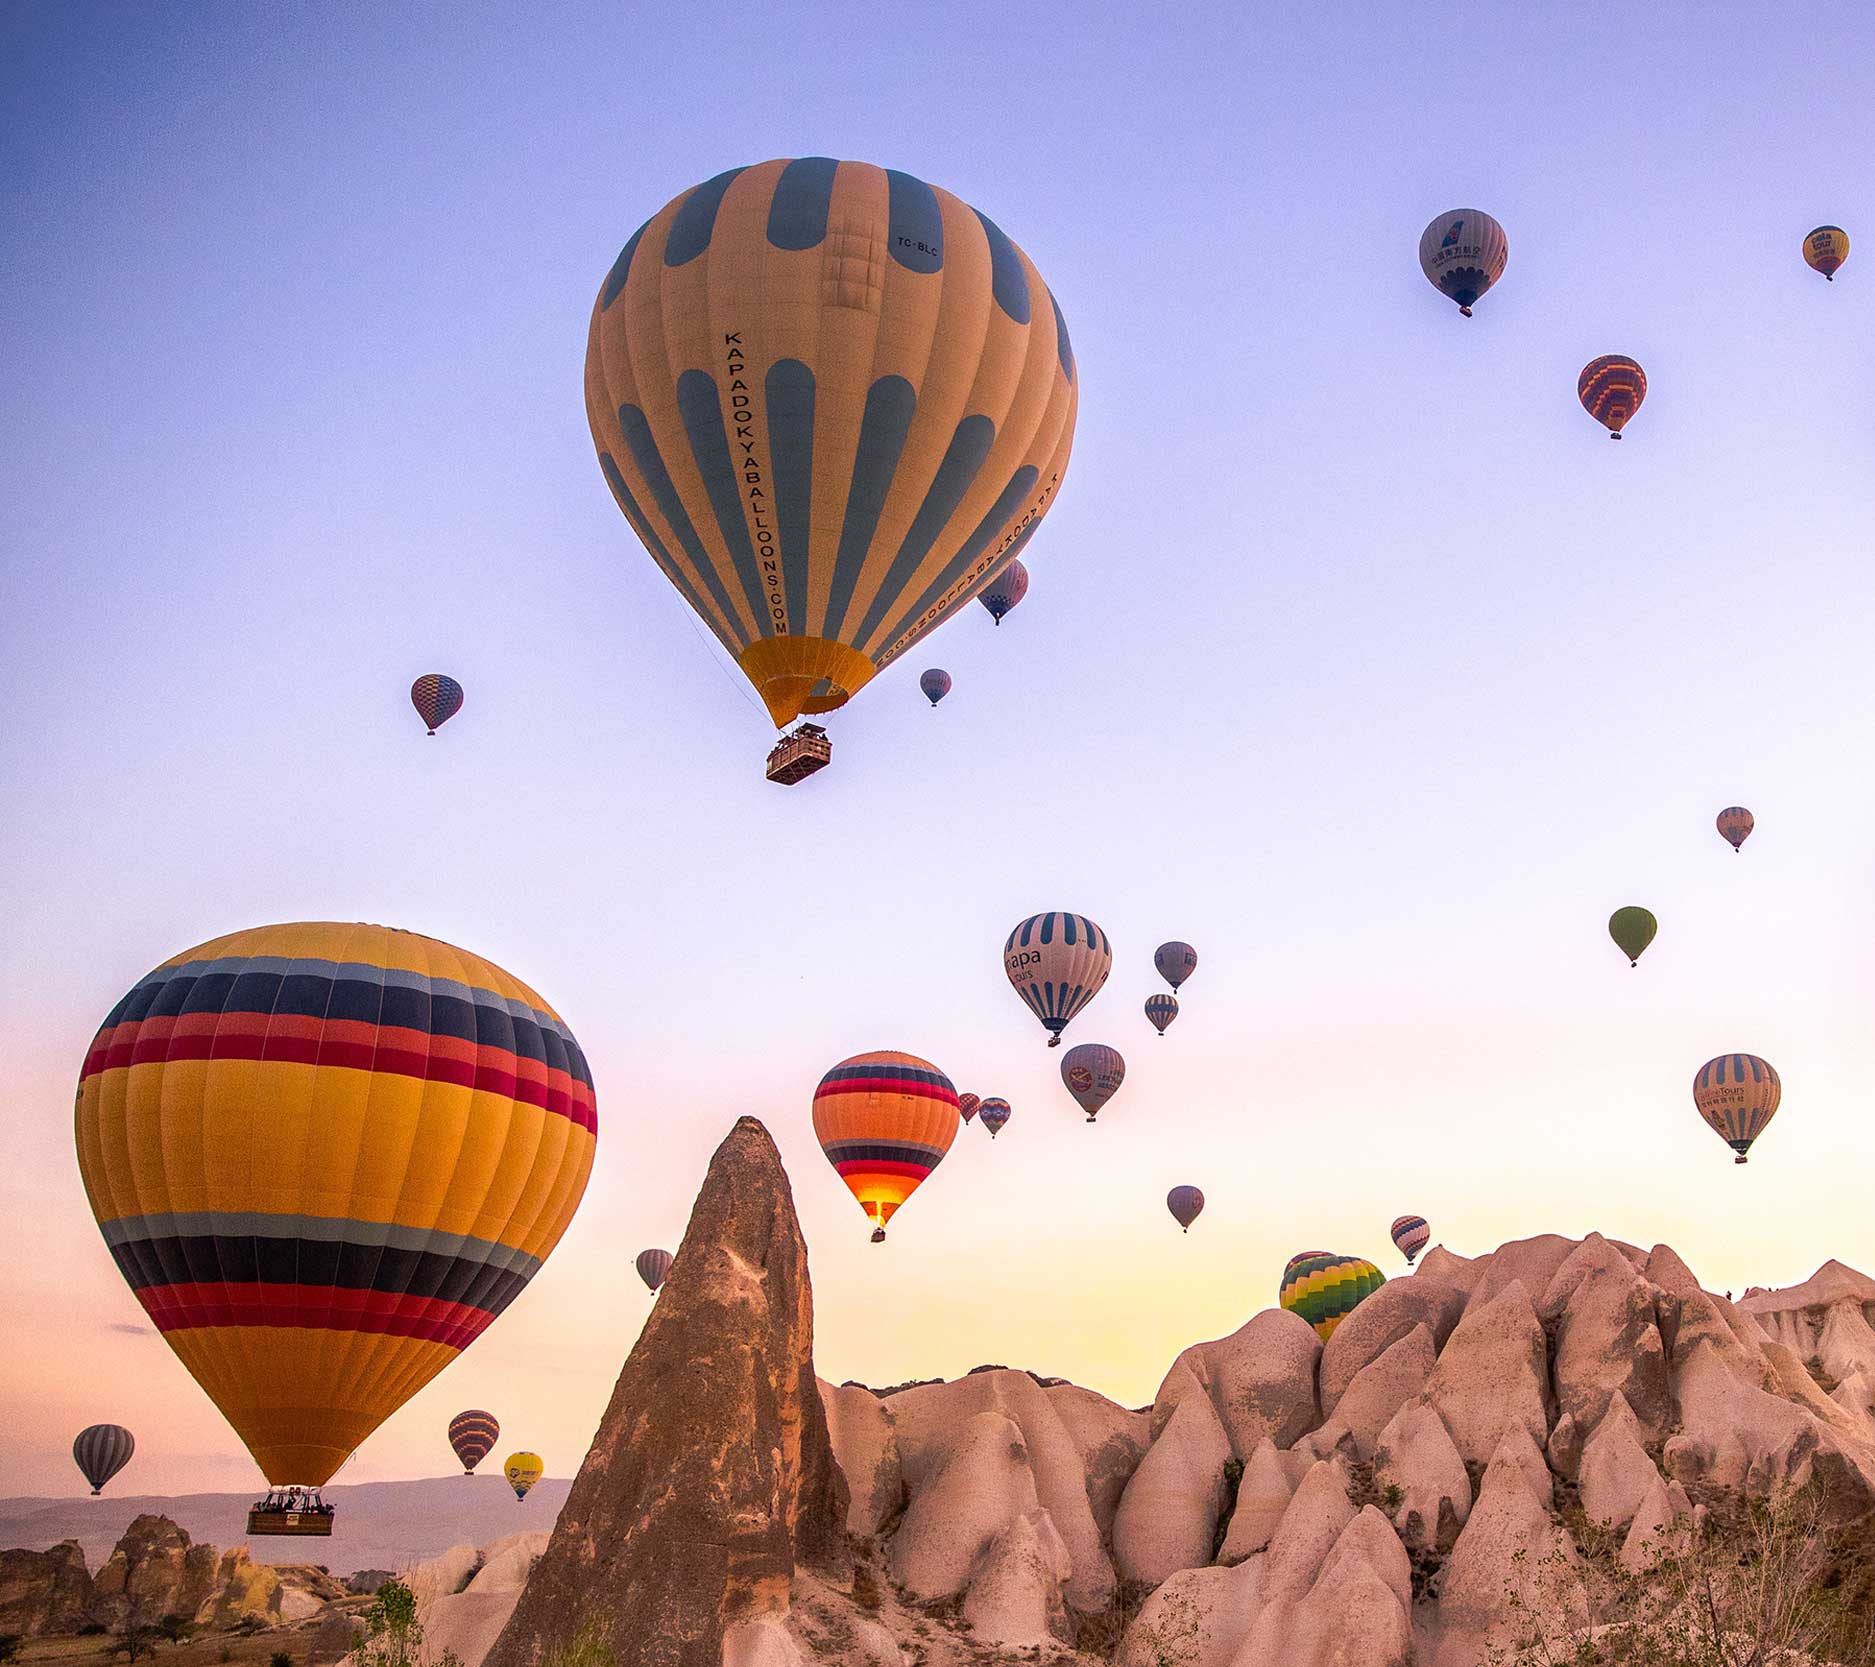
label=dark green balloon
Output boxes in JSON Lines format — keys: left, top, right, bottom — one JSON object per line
{"left": 1609, "top": 906, "right": 1658, "bottom": 966}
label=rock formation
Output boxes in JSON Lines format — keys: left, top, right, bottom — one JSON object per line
{"left": 484, "top": 1118, "right": 847, "bottom": 1667}
{"left": 92, "top": 1514, "right": 220, "bottom": 1627}
{"left": 0, "top": 1540, "right": 95, "bottom": 1635}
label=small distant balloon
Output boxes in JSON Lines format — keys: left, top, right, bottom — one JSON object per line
{"left": 1005, "top": 913, "right": 1113, "bottom": 1047}
{"left": 1418, "top": 209, "right": 1508, "bottom": 317}
{"left": 448, "top": 1411, "right": 499, "bottom": 1476}
{"left": 410, "top": 674, "right": 464, "bottom": 735}
{"left": 1608, "top": 907, "right": 1658, "bottom": 967}
{"left": 978, "top": 1097, "right": 1011, "bottom": 1138}
{"left": 503, "top": 1452, "right": 543, "bottom": 1501}
{"left": 1279, "top": 1252, "right": 1386, "bottom": 1341}
{"left": 1390, "top": 1216, "right": 1430, "bottom": 1266}
{"left": 1145, "top": 994, "right": 1178, "bottom": 1036}
{"left": 1693, "top": 1054, "right": 1780, "bottom": 1164}
{"left": 813, "top": 1050, "right": 960, "bottom": 1241}
{"left": 979, "top": 559, "right": 1029, "bottom": 625}
{"left": 1578, "top": 356, "right": 1646, "bottom": 439}
{"left": 1716, "top": 806, "right": 1754, "bottom": 852}
{"left": 1804, "top": 226, "right": 1849, "bottom": 281}
{"left": 919, "top": 669, "right": 952, "bottom": 707}
{"left": 635, "top": 1248, "right": 674, "bottom": 1293}
{"left": 1166, "top": 1186, "right": 1204, "bottom": 1233}
{"left": 73, "top": 1425, "right": 134, "bottom": 1495}
{"left": 1154, "top": 942, "right": 1197, "bottom": 990}
{"left": 1060, "top": 1042, "right": 1125, "bottom": 1123}
{"left": 958, "top": 1093, "right": 981, "bottom": 1124}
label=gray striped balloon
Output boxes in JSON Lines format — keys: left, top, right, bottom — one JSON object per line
{"left": 73, "top": 1423, "right": 134, "bottom": 1494}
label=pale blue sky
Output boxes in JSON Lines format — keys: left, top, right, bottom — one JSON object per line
{"left": 4, "top": 3, "right": 1874, "bottom": 1497}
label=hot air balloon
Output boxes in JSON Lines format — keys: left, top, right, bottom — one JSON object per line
{"left": 1804, "top": 226, "right": 1849, "bottom": 281}
{"left": 1578, "top": 356, "right": 1647, "bottom": 439}
{"left": 1145, "top": 994, "right": 1178, "bottom": 1036}
{"left": 978, "top": 1098, "right": 1011, "bottom": 1138}
{"left": 504, "top": 1452, "right": 543, "bottom": 1501}
{"left": 813, "top": 1050, "right": 960, "bottom": 1242}
{"left": 75, "top": 923, "right": 597, "bottom": 1534}
{"left": 1279, "top": 1252, "right": 1385, "bottom": 1341}
{"left": 1005, "top": 913, "right": 1112, "bottom": 1046}
{"left": 1390, "top": 1216, "right": 1430, "bottom": 1266}
{"left": 73, "top": 1425, "right": 134, "bottom": 1495}
{"left": 1166, "top": 1186, "right": 1204, "bottom": 1233}
{"left": 1418, "top": 210, "right": 1508, "bottom": 317}
{"left": 1609, "top": 907, "right": 1658, "bottom": 967}
{"left": 1693, "top": 1054, "right": 1780, "bottom": 1164}
{"left": 635, "top": 1248, "right": 674, "bottom": 1293}
{"left": 1060, "top": 1042, "right": 1125, "bottom": 1123}
{"left": 1717, "top": 806, "right": 1754, "bottom": 852}
{"left": 584, "top": 161, "right": 1077, "bottom": 764}
{"left": 979, "top": 557, "right": 1030, "bottom": 625}
{"left": 919, "top": 669, "right": 952, "bottom": 707}
{"left": 410, "top": 674, "right": 464, "bottom": 736}
{"left": 1154, "top": 941, "right": 1197, "bottom": 991}
{"left": 448, "top": 1411, "right": 499, "bottom": 1476}
{"left": 958, "top": 1092, "right": 981, "bottom": 1124}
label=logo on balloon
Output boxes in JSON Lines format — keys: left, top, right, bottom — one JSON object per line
{"left": 1067, "top": 1065, "right": 1094, "bottom": 1093}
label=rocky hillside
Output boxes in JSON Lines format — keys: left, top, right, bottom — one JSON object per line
{"left": 431, "top": 1115, "right": 1875, "bottom": 1666}
{"left": 0, "top": 1513, "right": 349, "bottom": 1639}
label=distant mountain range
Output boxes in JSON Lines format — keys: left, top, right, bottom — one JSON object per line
{"left": 0, "top": 1476, "right": 572, "bottom": 1574}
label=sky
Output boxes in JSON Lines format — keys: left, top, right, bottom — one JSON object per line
{"left": 3, "top": 2, "right": 1874, "bottom": 1500}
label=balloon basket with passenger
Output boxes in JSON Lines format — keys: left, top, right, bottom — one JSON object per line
{"left": 765, "top": 723, "right": 832, "bottom": 785}
{"left": 247, "top": 1488, "right": 334, "bottom": 1537}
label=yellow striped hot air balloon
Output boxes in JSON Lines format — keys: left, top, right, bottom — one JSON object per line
{"left": 503, "top": 1452, "right": 544, "bottom": 1501}
{"left": 813, "top": 1050, "right": 960, "bottom": 1241}
{"left": 1279, "top": 1252, "right": 1385, "bottom": 1340}
{"left": 584, "top": 159, "right": 1078, "bottom": 741}
{"left": 74, "top": 923, "right": 597, "bottom": 1506}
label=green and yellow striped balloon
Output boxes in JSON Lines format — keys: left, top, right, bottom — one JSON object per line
{"left": 1279, "top": 1251, "right": 1385, "bottom": 1341}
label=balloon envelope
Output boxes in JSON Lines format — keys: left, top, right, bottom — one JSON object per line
{"left": 504, "top": 1452, "right": 543, "bottom": 1500}
{"left": 1418, "top": 209, "right": 1508, "bottom": 315}
{"left": 1608, "top": 906, "right": 1658, "bottom": 966}
{"left": 1154, "top": 941, "right": 1197, "bottom": 990}
{"left": 1060, "top": 1043, "right": 1125, "bottom": 1122}
{"left": 978, "top": 557, "right": 1030, "bottom": 624}
{"left": 978, "top": 1097, "right": 1011, "bottom": 1138}
{"left": 584, "top": 160, "right": 1077, "bottom": 729}
{"left": 635, "top": 1248, "right": 674, "bottom": 1292}
{"left": 448, "top": 1410, "right": 500, "bottom": 1475}
{"left": 919, "top": 669, "right": 952, "bottom": 706}
{"left": 1005, "top": 913, "right": 1113, "bottom": 1046}
{"left": 1166, "top": 1186, "right": 1204, "bottom": 1232}
{"left": 1717, "top": 806, "right": 1754, "bottom": 851}
{"left": 1804, "top": 225, "right": 1849, "bottom": 279}
{"left": 75, "top": 922, "right": 597, "bottom": 1487}
{"left": 410, "top": 674, "right": 464, "bottom": 734}
{"left": 958, "top": 1092, "right": 981, "bottom": 1124}
{"left": 73, "top": 1424, "right": 134, "bottom": 1494}
{"left": 1145, "top": 994, "right": 1178, "bottom": 1035}
{"left": 1693, "top": 1054, "right": 1781, "bottom": 1163}
{"left": 1578, "top": 356, "right": 1647, "bottom": 438}
{"left": 1390, "top": 1216, "right": 1430, "bottom": 1266}
{"left": 1280, "top": 1252, "right": 1385, "bottom": 1341}
{"left": 813, "top": 1050, "right": 960, "bottom": 1238}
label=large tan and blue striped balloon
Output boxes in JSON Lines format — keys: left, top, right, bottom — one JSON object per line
{"left": 585, "top": 159, "right": 1078, "bottom": 729}
{"left": 1693, "top": 1054, "right": 1780, "bottom": 1164}
{"left": 1004, "top": 913, "right": 1112, "bottom": 1047}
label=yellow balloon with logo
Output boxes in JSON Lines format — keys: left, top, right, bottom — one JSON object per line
{"left": 584, "top": 159, "right": 1078, "bottom": 740}
{"left": 504, "top": 1452, "right": 544, "bottom": 1501}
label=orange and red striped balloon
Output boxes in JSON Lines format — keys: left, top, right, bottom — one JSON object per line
{"left": 812, "top": 1050, "right": 959, "bottom": 1241}
{"left": 1578, "top": 356, "right": 1647, "bottom": 439}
